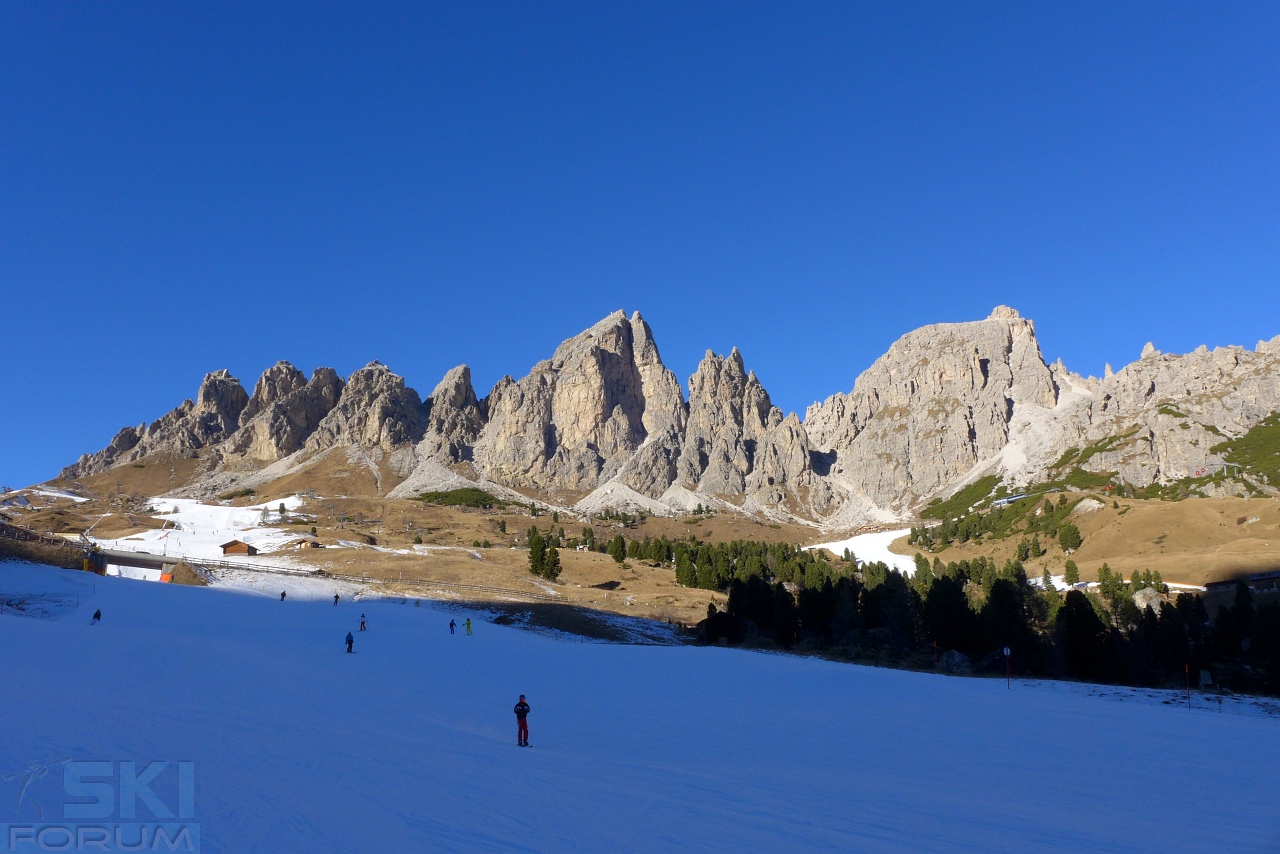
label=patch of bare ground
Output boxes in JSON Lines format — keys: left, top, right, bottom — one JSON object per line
{"left": 170, "top": 561, "right": 208, "bottom": 586}
{"left": 60, "top": 453, "right": 205, "bottom": 499}
{"left": 291, "top": 543, "right": 724, "bottom": 628}
{"left": 10, "top": 508, "right": 94, "bottom": 534}
{"left": 254, "top": 450, "right": 407, "bottom": 500}
{"left": 22, "top": 466, "right": 1280, "bottom": 597}
{"left": 0, "top": 538, "right": 83, "bottom": 570}
{"left": 890, "top": 493, "right": 1280, "bottom": 586}
{"left": 392, "top": 599, "right": 686, "bottom": 644}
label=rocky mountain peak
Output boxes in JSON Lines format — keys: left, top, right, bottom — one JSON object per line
{"left": 305, "top": 362, "right": 425, "bottom": 454}
{"left": 224, "top": 366, "right": 344, "bottom": 462}
{"left": 61, "top": 370, "right": 249, "bottom": 479}
{"left": 430, "top": 365, "right": 480, "bottom": 411}
{"left": 239, "top": 361, "right": 307, "bottom": 427}
{"left": 193, "top": 370, "right": 250, "bottom": 438}
{"left": 59, "top": 307, "right": 1280, "bottom": 526}
{"left": 676, "top": 347, "right": 789, "bottom": 495}
{"left": 804, "top": 310, "right": 1057, "bottom": 511}
{"left": 473, "top": 310, "right": 685, "bottom": 494}
{"left": 418, "top": 365, "right": 485, "bottom": 464}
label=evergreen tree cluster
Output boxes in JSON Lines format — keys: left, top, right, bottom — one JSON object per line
{"left": 526, "top": 527, "right": 561, "bottom": 580}
{"left": 591, "top": 509, "right": 646, "bottom": 528}
{"left": 669, "top": 538, "right": 836, "bottom": 591}
{"left": 678, "top": 535, "right": 1280, "bottom": 695}
{"left": 909, "top": 494, "right": 1083, "bottom": 553}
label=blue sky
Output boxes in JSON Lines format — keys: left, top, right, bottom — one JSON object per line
{"left": 3, "top": 2, "right": 1278, "bottom": 487}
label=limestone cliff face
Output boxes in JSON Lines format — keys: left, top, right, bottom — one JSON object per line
{"left": 473, "top": 311, "right": 686, "bottom": 495}
{"left": 805, "top": 308, "right": 1280, "bottom": 508}
{"left": 225, "top": 366, "right": 344, "bottom": 462}
{"left": 61, "top": 370, "right": 250, "bottom": 478}
{"left": 304, "top": 361, "right": 426, "bottom": 454}
{"left": 417, "top": 365, "right": 486, "bottom": 463}
{"left": 60, "top": 424, "right": 145, "bottom": 479}
{"left": 59, "top": 307, "right": 1280, "bottom": 522}
{"left": 804, "top": 307, "right": 1059, "bottom": 511}
{"left": 186, "top": 369, "right": 252, "bottom": 447}
{"left": 1041, "top": 340, "right": 1280, "bottom": 486}
{"left": 676, "top": 349, "right": 779, "bottom": 494}
{"left": 238, "top": 362, "right": 307, "bottom": 427}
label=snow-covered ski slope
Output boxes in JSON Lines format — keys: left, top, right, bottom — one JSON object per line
{"left": 2, "top": 561, "right": 1278, "bottom": 853}
{"left": 90, "top": 496, "right": 309, "bottom": 563}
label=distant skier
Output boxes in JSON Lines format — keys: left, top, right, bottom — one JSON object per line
{"left": 359, "top": 614, "right": 367, "bottom": 632}
{"left": 91, "top": 609, "right": 101, "bottom": 624}
{"left": 333, "top": 594, "right": 340, "bottom": 606}
{"left": 449, "top": 619, "right": 456, "bottom": 635}
{"left": 345, "top": 631, "right": 354, "bottom": 653}
{"left": 465, "top": 618, "right": 472, "bottom": 636}
{"left": 280, "top": 591, "right": 286, "bottom": 601}
{"left": 514, "top": 695, "right": 530, "bottom": 746}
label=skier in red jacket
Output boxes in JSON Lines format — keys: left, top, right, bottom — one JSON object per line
{"left": 514, "top": 695, "right": 530, "bottom": 747}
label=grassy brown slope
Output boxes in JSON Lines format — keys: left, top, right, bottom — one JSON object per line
{"left": 293, "top": 545, "right": 721, "bottom": 627}
{"left": 256, "top": 451, "right": 386, "bottom": 498}
{"left": 885, "top": 494, "right": 1280, "bottom": 585}
{"left": 60, "top": 453, "right": 206, "bottom": 499}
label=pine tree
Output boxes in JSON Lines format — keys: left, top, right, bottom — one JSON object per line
{"left": 1235, "top": 581, "right": 1256, "bottom": 638}
{"left": 1042, "top": 566, "right": 1054, "bottom": 590}
{"left": 913, "top": 553, "right": 930, "bottom": 576}
{"left": 1057, "top": 590, "right": 1112, "bottom": 681}
{"left": 544, "top": 542, "right": 561, "bottom": 580}
{"left": 608, "top": 534, "right": 626, "bottom": 564}
{"left": 912, "top": 553, "right": 934, "bottom": 596}
{"left": 675, "top": 551, "right": 696, "bottom": 586}
{"left": 1064, "top": 559, "right": 1080, "bottom": 586}
{"left": 1058, "top": 523, "right": 1082, "bottom": 552}
{"left": 528, "top": 528, "right": 545, "bottom": 575}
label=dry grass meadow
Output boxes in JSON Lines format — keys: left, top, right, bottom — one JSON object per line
{"left": 15, "top": 454, "right": 1277, "bottom": 623}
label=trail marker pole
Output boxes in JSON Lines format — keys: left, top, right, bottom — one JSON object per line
{"left": 1186, "top": 663, "right": 1191, "bottom": 710}
{"left": 1004, "top": 647, "right": 1011, "bottom": 689}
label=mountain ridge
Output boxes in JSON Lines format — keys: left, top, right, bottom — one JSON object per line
{"left": 59, "top": 307, "right": 1280, "bottom": 527}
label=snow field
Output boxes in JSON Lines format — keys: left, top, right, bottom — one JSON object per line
{"left": 807, "top": 528, "right": 919, "bottom": 575}
{"left": 90, "top": 496, "right": 311, "bottom": 563}
{"left": 1, "top": 560, "right": 1278, "bottom": 852}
